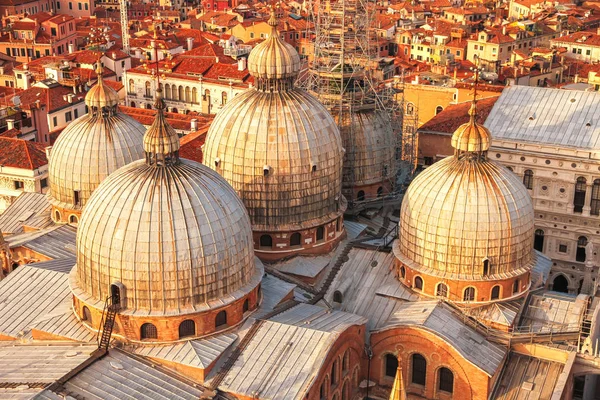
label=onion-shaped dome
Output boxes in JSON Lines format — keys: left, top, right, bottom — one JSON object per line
{"left": 451, "top": 101, "right": 491, "bottom": 153}
{"left": 203, "top": 11, "right": 345, "bottom": 233}
{"left": 71, "top": 88, "right": 263, "bottom": 315}
{"left": 395, "top": 100, "right": 535, "bottom": 280}
{"left": 48, "top": 64, "right": 145, "bottom": 220}
{"left": 247, "top": 11, "right": 300, "bottom": 82}
{"left": 84, "top": 63, "right": 120, "bottom": 109}
{"left": 339, "top": 109, "right": 397, "bottom": 189}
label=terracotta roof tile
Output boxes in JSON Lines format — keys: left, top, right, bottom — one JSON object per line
{"left": 0, "top": 137, "right": 47, "bottom": 169}
{"left": 419, "top": 96, "right": 500, "bottom": 134}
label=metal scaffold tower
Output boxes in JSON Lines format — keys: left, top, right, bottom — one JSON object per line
{"left": 120, "top": 0, "right": 130, "bottom": 54}
{"left": 300, "top": 0, "right": 404, "bottom": 210}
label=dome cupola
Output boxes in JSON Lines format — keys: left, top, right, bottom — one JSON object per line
{"left": 394, "top": 98, "right": 536, "bottom": 304}
{"left": 48, "top": 61, "right": 145, "bottom": 224}
{"left": 71, "top": 84, "right": 263, "bottom": 342}
{"left": 203, "top": 8, "right": 346, "bottom": 262}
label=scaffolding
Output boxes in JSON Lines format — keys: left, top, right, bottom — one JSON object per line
{"left": 300, "top": 0, "right": 408, "bottom": 210}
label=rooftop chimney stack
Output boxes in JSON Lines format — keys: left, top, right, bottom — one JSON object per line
{"left": 191, "top": 118, "right": 198, "bottom": 131}
{"left": 238, "top": 57, "right": 247, "bottom": 71}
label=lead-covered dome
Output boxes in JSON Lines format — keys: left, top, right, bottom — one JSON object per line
{"left": 71, "top": 89, "right": 263, "bottom": 317}
{"left": 395, "top": 101, "right": 535, "bottom": 280}
{"left": 204, "top": 10, "right": 345, "bottom": 239}
{"left": 48, "top": 64, "right": 145, "bottom": 223}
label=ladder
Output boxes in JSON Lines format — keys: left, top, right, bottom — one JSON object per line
{"left": 97, "top": 296, "right": 119, "bottom": 350}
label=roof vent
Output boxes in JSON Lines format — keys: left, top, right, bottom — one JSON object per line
{"left": 214, "top": 157, "right": 221, "bottom": 167}
{"left": 110, "top": 361, "right": 124, "bottom": 370}
{"left": 263, "top": 165, "right": 271, "bottom": 176}
{"left": 587, "top": 121, "right": 592, "bottom": 127}
{"left": 528, "top": 114, "right": 535, "bottom": 120}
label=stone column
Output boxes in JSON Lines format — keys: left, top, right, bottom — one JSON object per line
{"left": 583, "top": 183, "right": 593, "bottom": 216}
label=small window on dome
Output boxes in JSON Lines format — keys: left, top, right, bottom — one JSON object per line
{"left": 312, "top": 164, "right": 317, "bottom": 173}
{"left": 414, "top": 276, "right": 423, "bottom": 291}
{"left": 73, "top": 190, "right": 81, "bottom": 206}
{"left": 463, "top": 287, "right": 475, "bottom": 302}
{"left": 216, "top": 310, "right": 227, "bottom": 328}
{"left": 513, "top": 279, "right": 520, "bottom": 295}
{"left": 178, "top": 320, "right": 195, "bottom": 339}
{"left": 141, "top": 323, "right": 157, "bottom": 340}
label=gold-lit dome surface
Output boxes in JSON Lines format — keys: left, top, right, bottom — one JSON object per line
{"left": 204, "top": 88, "right": 344, "bottom": 231}
{"left": 451, "top": 102, "right": 491, "bottom": 153}
{"left": 339, "top": 109, "right": 397, "bottom": 188}
{"left": 247, "top": 12, "right": 300, "bottom": 80}
{"left": 84, "top": 63, "right": 120, "bottom": 109}
{"left": 396, "top": 157, "right": 534, "bottom": 279}
{"left": 71, "top": 157, "right": 263, "bottom": 315}
{"left": 48, "top": 112, "right": 145, "bottom": 213}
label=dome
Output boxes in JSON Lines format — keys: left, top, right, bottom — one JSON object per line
{"left": 204, "top": 87, "right": 344, "bottom": 231}
{"left": 84, "top": 64, "right": 119, "bottom": 109}
{"left": 48, "top": 68, "right": 145, "bottom": 220}
{"left": 71, "top": 88, "right": 263, "bottom": 316}
{"left": 395, "top": 100, "right": 534, "bottom": 280}
{"left": 450, "top": 101, "right": 491, "bottom": 153}
{"left": 247, "top": 11, "right": 300, "bottom": 81}
{"left": 203, "top": 11, "right": 345, "bottom": 237}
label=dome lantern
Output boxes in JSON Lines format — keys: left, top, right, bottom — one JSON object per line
{"left": 450, "top": 100, "right": 492, "bottom": 158}
{"left": 85, "top": 60, "right": 120, "bottom": 115}
{"left": 143, "top": 88, "right": 180, "bottom": 166}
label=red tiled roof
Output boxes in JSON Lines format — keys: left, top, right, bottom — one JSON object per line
{"left": 0, "top": 137, "right": 47, "bottom": 169}
{"left": 0, "top": 128, "right": 20, "bottom": 138}
{"left": 419, "top": 96, "right": 500, "bottom": 134}
{"left": 180, "top": 126, "right": 209, "bottom": 163}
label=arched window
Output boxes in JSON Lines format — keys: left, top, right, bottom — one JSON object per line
{"left": 331, "top": 359, "right": 339, "bottom": 386}
{"left": 552, "top": 274, "right": 569, "bottom": 293}
{"left": 438, "top": 367, "right": 454, "bottom": 393}
{"left": 491, "top": 285, "right": 501, "bottom": 300}
{"left": 411, "top": 354, "right": 427, "bottom": 385}
{"left": 243, "top": 299, "right": 249, "bottom": 313}
{"left": 574, "top": 177, "right": 587, "bottom": 213}
{"left": 192, "top": 87, "right": 198, "bottom": 103}
{"left": 222, "top": 91, "right": 228, "bottom": 105}
{"left": 333, "top": 290, "right": 343, "bottom": 303}
{"left": 290, "top": 232, "right": 301, "bottom": 247}
{"left": 140, "top": 323, "right": 157, "bottom": 339}
{"left": 69, "top": 215, "right": 78, "bottom": 224}
{"left": 357, "top": 190, "right": 365, "bottom": 201}
{"left": 523, "top": 170, "right": 533, "bottom": 190}
{"left": 592, "top": 179, "right": 600, "bottom": 216}
{"left": 82, "top": 306, "right": 91, "bottom": 322}
{"left": 178, "top": 319, "right": 195, "bottom": 338}
{"left": 54, "top": 210, "right": 61, "bottom": 221}
{"left": 342, "top": 350, "right": 350, "bottom": 373}
{"left": 259, "top": 234, "right": 272, "bottom": 248}
{"left": 483, "top": 258, "right": 489, "bottom": 275}
{"left": 342, "top": 381, "right": 349, "bottom": 400}
{"left": 436, "top": 283, "right": 448, "bottom": 297}
{"left": 414, "top": 276, "right": 423, "bottom": 290}
{"left": 534, "top": 229, "right": 544, "bottom": 252}
{"left": 400, "top": 266, "right": 406, "bottom": 279}
{"left": 164, "top": 84, "right": 171, "bottom": 99}
{"left": 215, "top": 310, "right": 227, "bottom": 328}
{"left": 513, "top": 279, "right": 520, "bottom": 295}
{"left": 377, "top": 186, "right": 384, "bottom": 197}
{"left": 316, "top": 226, "right": 325, "bottom": 241}
{"left": 435, "top": 105, "right": 443, "bottom": 115}
{"left": 185, "top": 86, "right": 191, "bottom": 103}
{"left": 128, "top": 78, "right": 135, "bottom": 93}
{"left": 178, "top": 86, "right": 184, "bottom": 101}
{"left": 406, "top": 102, "right": 414, "bottom": 115}
{"left": 463, "top": 286, "right": 475, "bottom": 301}
{"left": 320, "top": 381, "right": 327, "bottom": 400}
{"left": 385, "top": 354, "right": 398, "bottom": 378}
{"left": 145, "top": 103, "right": 152, "bottom": 109}
{"left": 145, "top": 81, "right": 151, "bottom": 97}
{"left": 130, "top": 101, "right": 136, "bottom": 107}
{"left": 577, "top": 236, "right": 588, "bottom": 262}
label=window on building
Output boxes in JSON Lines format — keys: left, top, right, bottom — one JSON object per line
{"left": 78, "top": 2, "right": 81, "bottom": 9}
{"left": 221, "top": 91, "right": 227, "bottom": 105}
{"left": 215, "top": 310, "right": 227, "bottom": 328}
{"left": 523, "top": 170, "right": 533, "bottom": 190}
{"left": 400, "top": 266, "right": 406, "bottom": 279}
{"left": 290, "top": 232, "right": 301, "bottom": 247}
{"left": 438, "top": 368, "right": 454, "bottom": 393}
{"left": 574, "top": 177, "right": 587, "bottom": 213}
{"left": 145, "top": 81, "right": 151, "bottom": 97}
{"left": 491, "top": 285, "right": 501, "bottom": 300}
{"left": 259, "top": 235, "right": 272, "bottom": 248}
{"left": 407, "top": 103, "right": 415, "bottom": 115}
{"left": 591, "top": 179, "right": 600, "bottom": 215}
{"left": 74, "top": 109, "right": 78, "bottom": 118}
{"left": 411, "top": 354, "right": 427, "bottom": 385}
{"left": 69, "top": 214, "right": 78, "bottom": 224}
{"left": 435, "top": 105, "right": 443, "bottom": 115}
{"left": 320, "top": 382, "right": 326, "bottom": 400}
{"left": 14, "top": 180, "right": 24, "bottom": 190}
{"left": 463, "top": 287, "right": 475, "bottom": 301}
{"left": 577, "top": 236, "right": 588, "bottom": 262}
{"left": 178, "top": 320, "right": 195, "bottom": 339}
{"left": 69, "top": 2, "right": 72, "bottom": 9}
{"left": 436, "top": 283, "right": 448, "bottom": 297}
{"left": 513, "top": 279, "right": 520, "bottom": 295}
{"left": 414, "top": 276, "right": 423, "bottom": 290}
{"left": 559, "top": 244, "right": 568, "bottom": 253}
{"left": 140, "top": 323, "right": 157, "bottom": 339}
{"left": 52, "top": 116, "right": 58, "bottom": 127}
{"left": 357, "top": 190, "right": 365, "bottom": 201}
{"left": 82, "top": 306, "right": 92, "bottom": 322}
{"left": 316, "top": 226, "right": 325, "bottom": 241}
{"left": 85, "top": 2, "right": 88, "bottom": 9}
{"left": 384, "top": 353, "right": 399, "bottom": 378}
{"left": 534, "top": 229, "right": 544, "bottom": 252}
{"left": 65, "top": 111, "right": 72, "bottom": 122}
{"left": 129, "top": 79, "right": 135, "bottom": 94}
{"left": 73, "top": 190, "right": 81, "bottom": 206}
{"left": 40, "top": 178, "right": 47, "bottom": 188}
{"left": 331, "top": 360, "right": 339, "bottom": 386}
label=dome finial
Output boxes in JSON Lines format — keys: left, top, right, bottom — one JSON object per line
{"left": 85, "top": 57, "right": 120, "bottom": 111}
{"left": 143, "top": 87, "right": 180, "bottom": 166}
{"left": 268, "top": 1, "right": 278, "bottom": 29}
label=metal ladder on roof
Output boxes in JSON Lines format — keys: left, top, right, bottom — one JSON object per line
{"left": 97, "top": 296, "right": 119, "bottom": 350}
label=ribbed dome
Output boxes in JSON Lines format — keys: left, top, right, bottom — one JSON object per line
{"left": 72, "top": 158, "right": 263, "bottom": 315}
{"left": 143, "top": 90, "right": 180, "bottom": 158}
{"left": 395, "top": 100, "right": 534, "bottom": 280}
{"left": 48, "top": 112, "right": 145, "bottom": 213}
{"left": 339, "top": 109, "right": 397, "bottom": 188}
{"left": 451, "top": 101, "right": 491, "bottom": 153}
{"left": 204, "top": 88, "right": 344, "bottom": 231}
{"left": 85, "top": 63, "right": 120, "bottom": 109}
{"left": 247, "top": 11, "right": 300, "bottom": 80}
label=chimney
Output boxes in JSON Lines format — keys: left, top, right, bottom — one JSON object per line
{"left": 191, "top": 118, "right": 198, "bottom": 131}
{"left": 135, "top": 48, "right": 142, "bottom": 58}
{"left": 6, "top": 119, "right": 15, "bottom": 130}
{"left": 187, "top": 37, "right": 194, "bottom": 51}
{"left": 215, "top": 56, "right": 219, "bottom": 63}
{"left": 68, "top": 43, "right": 74, "bottom": 54}
{"left": 238, "top": 57, "right": 247, "bottom": 71}
{"left": 45, "top": 146, "right": 53, "bottom": 161}
{"left": 502, "top": 25, "right": 506, "bottom": 35}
